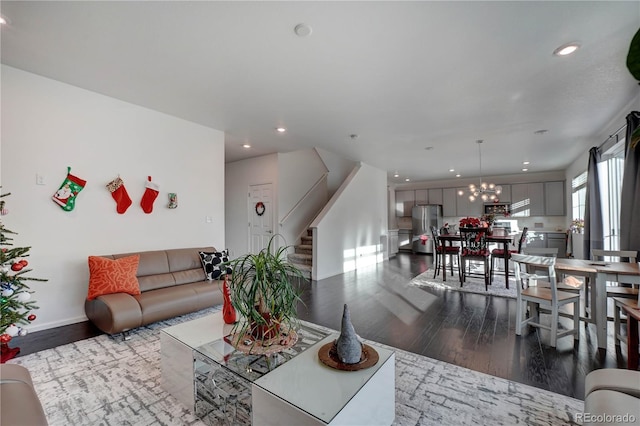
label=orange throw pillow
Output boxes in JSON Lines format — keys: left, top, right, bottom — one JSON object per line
{"left": 87, "top": 255, "right": 141, "bottom": 300}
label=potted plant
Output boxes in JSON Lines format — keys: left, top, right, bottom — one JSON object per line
{"left": 227, "top": 235, "right": 304, "bottom": 347}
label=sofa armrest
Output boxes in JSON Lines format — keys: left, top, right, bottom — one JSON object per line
{"left": 85, "top": 293, "right": 143, "bottom": 335}
{"left": 0, "top": 364, "right": 48, "bottom": 426}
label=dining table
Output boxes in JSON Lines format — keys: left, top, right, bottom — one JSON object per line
{"left": 554, "top": 258, "right": 640, "bottom": 349}
{"left": 438, "top": 233, "right": 515, "bottom": 288}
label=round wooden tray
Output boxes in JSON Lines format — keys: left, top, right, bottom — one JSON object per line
{"left": 318, "top": 341, "right": 379, "bottom": 371}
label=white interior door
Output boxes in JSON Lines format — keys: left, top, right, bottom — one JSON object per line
{"left": 249, "top": 183, "right": 274, "bottom": 254}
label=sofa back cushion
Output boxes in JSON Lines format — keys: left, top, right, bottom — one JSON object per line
{"left": 107, "top": 247, "right": 214, "bottom": 292}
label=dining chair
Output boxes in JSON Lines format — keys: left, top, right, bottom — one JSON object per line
{"left": 489, "top": 227, "right": 528, "bottom": 283}
{"left": 611, "top": 296, "right": 639, "bottom": 346}
{"left": 459, "top": 227, "right": 490, "bottom": 290}
{"left": 511, "top": 253, "right": 581, "bottom": 348}
{"left": 430, "top": 225, "right": 460, "bottom": 279}
{"left": 592, "top": 249, "right": 640, "bottom": 346}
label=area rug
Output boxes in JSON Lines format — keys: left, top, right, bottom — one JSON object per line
{"left": 8, "top": 308, "right": 583, "bottom": 425}
{"left": 410, "top": 268, "right": 518, "bottom": 299}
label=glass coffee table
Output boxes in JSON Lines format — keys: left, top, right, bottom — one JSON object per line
{"left": 160, "top": 312, "right": 395, "bottom": 425}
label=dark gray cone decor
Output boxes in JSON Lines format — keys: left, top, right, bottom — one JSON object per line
{"left": 335, "top": 304, "right": 362, "bottom": 364}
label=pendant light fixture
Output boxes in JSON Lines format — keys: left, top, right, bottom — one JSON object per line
{"left": 458, "top": 140, "right": 502, "bottom": 202}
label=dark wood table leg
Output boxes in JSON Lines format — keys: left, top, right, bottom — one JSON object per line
{"left": 442, "top": 240, "right": 448, "bottom": 282}
{"left": 503, "top": 241, "right": 509, "bottom": 289}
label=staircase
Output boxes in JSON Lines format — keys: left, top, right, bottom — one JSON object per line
{"left": 288, "top": 228, "right": 313, "bottom": 279}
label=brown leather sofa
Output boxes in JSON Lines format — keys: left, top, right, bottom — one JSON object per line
{"left": 0, "top": 364, "right": 48, "bottom": 425}
{"left": 85, "top": 247, "right": 224, "bottom": 336}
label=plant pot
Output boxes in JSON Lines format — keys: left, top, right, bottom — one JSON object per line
{"left": 250, "top": 312, "right": 280, "bottom": 340}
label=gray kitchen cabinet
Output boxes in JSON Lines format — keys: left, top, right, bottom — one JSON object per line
{"left": 388, "top": 230, "right": 399, "bottom": 258}
{"left": 497, "top": 184, "right": 511, "bottom": 202}
{"left": 511, "top": 183, "right": 544, "bottom": 217}
{"left": 529, "top": 183, "right": 545, "bottom": 216}
{"left": 395, "top": 190, "right": 415, "bottom": 217}
{"left": 544, "top": 181, "right": 565, "bottom": 216}
{"left": 547, "top": 233, "right": 568, "bottom": 258}
{"left": 415, "top": 190, "right": 428, "bottom": 204}
{"left": 525, "top": 231, "right": 567, "bottom": 258}
{"left": 456, "top": 188, "right": 483, "bottom": 217}
{"left": 428, "top": 188, "right": 443, "bottom": 205}
{"left": 442, "top": 188, "right": 458, "bottom": 217}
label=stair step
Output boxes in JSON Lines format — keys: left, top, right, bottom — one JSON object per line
{"left": 307, "top": 228, "right": 313, "bottom": 237}
{"left": 295, "top": 244, "right": 313, "bottom": 255}
{"left": 301, "top": 236, "right": 313, "bottom": 244}
{"left": 288, "top": 253, "right": 312, "bottom": 265}
{"left": 293, "top": 263, "right": 312, "bottom": 279}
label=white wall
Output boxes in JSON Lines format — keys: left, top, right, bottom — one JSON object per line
{"left": 1, "top": 66, "right": 225, "bottom": 331}
{"left": 277, "top": 149, "right": 328, "bottom": 248}
{"left": 225, "top": 154, "right": 278, "bottom": 257}
{"left": 315, "top": 147, "right": 356, "bottom": 198}
{"left": 312, "top": 163, "right": 388, "bottom": 280}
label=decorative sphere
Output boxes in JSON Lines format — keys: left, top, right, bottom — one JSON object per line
{"left": 27, "top": 314, "right": 36, "bottom": 321}
{"left": 16, "top": 292, "right": 31, "bottom": 302}
{"left": 5, "top": 324, "right": 19, "bottom": 337}
{"left": 0, "top": 333, "right": 11, "bottom": 343}
{"left": 1, "top": 288, "right": 14, "bottom": 297}
{"left": 18, "top": 328, "right": 28, "bottom": 336}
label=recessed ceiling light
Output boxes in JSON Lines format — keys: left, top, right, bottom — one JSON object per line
{"left": 242, "top": 144, "right": 251, "bottom": 149}
{"left": 0, "top": 16, "right": 7, "bottom": 25}
{"left": 294, "top": 23, "right": 312, "bottom": 37}
{"left": 522, "top": 168, "right": 529, "bottom": 172}
{"left": 553, "top": 42, "right": 580, "bottom": 56}
{"left": 456, "top": 174, "right": 461, "bottom": 178}
{"left": 449, "top": 169, "right": 455, "bottom": 172}
{"left": 276, "top": 127, "right": 286, "bottom": 133}
{"left": 523, "top": 161, "right": 530, "bottom": 165}
{"left": 349, "top": 134, "right": 359, "bottom": 140}
{"left": 393, "top": 172, "right": 399, "bottom": 178}
{"left": 405, "top": 178, "right": 410, "bottom": 182}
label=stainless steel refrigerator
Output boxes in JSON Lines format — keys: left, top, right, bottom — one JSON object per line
{"left": 412, "top": 205, "right": 443, "bottom": 254}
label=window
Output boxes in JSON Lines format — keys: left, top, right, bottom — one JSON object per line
{"left": 598, "top": 142, "right": 625, "bottom": 250}
{"left": 572, "top": 171, "right": 587, "bottom": 224}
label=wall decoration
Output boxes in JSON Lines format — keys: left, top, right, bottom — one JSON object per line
{"left": 255, "top": 201, "right": 265, "bottom": 216}
{"left": 168, "top": 193, "right": 178, "bottom": 209}
{"left": 106, "top": 176, "right": 132, "bottom": 214}
{"left": 52, "top": 166, "right": 86, "bottom": 212}
{"left": 140, "top": 176, "right": 159, "bottom": 214}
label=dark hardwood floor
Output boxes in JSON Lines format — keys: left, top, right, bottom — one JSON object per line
{"left": 9, "top": 252, "right": 628, "bottom": 400}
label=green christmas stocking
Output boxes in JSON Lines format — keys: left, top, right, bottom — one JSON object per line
{"left": 52, "top": 167, "right": 87, "bottom": 212}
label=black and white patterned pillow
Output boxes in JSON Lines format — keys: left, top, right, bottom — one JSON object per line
{"left": 199, "top": 250, "right": 232, "bottom": 280}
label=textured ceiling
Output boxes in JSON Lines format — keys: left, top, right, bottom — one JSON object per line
{"left": 1, "top": 1, "right": 639, "bottom": 183}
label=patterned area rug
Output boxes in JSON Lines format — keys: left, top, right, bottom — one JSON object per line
{"left": 410, "top": 268, "right": 518, "bottom": 299}
{"left": 8, "top": 308, "right": 583, "bottom": 425}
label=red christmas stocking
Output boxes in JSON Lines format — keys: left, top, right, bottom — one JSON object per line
{"left": 140, "top": 176, "right": 159, "bottom": 214}
{"left": 106, "top": 176, "right": 132, "bottom": 214}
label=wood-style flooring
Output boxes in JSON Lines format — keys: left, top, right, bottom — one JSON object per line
{"left": 10, "top": 253, "right": 629, "bottom": 400}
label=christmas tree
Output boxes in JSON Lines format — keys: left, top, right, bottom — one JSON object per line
{"left": 1, "top": 190, "right": 47, "bottom": 363}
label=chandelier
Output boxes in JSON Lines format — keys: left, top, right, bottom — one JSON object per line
{"left": 458, "top": 140, "right": 502, "bottom": 202}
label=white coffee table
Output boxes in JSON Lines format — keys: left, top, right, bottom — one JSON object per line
{"left": 160, "top": 312, "right": 395, "bottom": 425}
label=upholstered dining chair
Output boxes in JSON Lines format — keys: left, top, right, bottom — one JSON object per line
{"left": 511, "top": 253, "right": 581, "bottom": 348}
{"left": 430, "top": 225, "right": 460, "bottom": 279}
{"left": 592, "top": 249, "right": 639, "bottom": 346}
{"left": 459, "top": 227, "right": 490, "bottom": 290}
{"left": 489, "top": 227, "right": 528, "bottom": 283}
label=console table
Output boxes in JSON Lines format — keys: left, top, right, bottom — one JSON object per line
{"left": 160, "top": 312, "right": 396, "bottom": 425}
